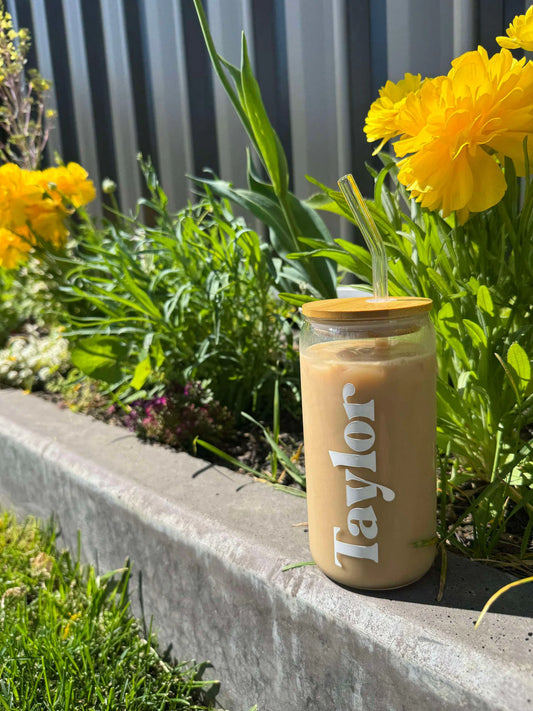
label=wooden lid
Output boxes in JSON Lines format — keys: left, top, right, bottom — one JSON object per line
{"left": 302, "top": 296, "right": 432, "bottom": 321}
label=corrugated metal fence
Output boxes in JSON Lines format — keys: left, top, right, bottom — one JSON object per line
{"left": 4, "top": 0, "right": 530, "bottom": 220}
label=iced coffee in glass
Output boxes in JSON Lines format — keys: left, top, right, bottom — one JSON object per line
{"left": 300, "top": 296, "right": 437, "bottom": 590}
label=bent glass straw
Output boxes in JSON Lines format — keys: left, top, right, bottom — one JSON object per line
{"left": 338, "top": 173, "right": 389, "bottom": 301}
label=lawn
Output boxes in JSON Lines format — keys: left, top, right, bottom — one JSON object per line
{"left": 0, "top": 511, "right": 232, "bottom": 710}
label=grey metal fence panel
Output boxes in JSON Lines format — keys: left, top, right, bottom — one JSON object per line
{"left": 141, "top": 0, "right": 193, "bottom": 211}
{"left": 332, "top": 0, "right": 352, "bottom": 240}
{"left": 4, "top": 0, "right": 530, "bottom": 216}
{"left": 206, "top": 0, "right": 255, "bottom": 191}
{"left": 61, "top": 0, "right": 101, "bottom": 213}
{"left": 453, "top": 0, "right": 478, "bottom": 57}
{"left": 385, "top": 0, "right": 454, "bottom": 81}
{"left": 284, "top": 0, "right": 343, "bottom": 201}
{"left": 25, "top": 0, "right": 63, "bottom": 161}
{"left": 99, "top": 0, "right": 142, "bottom": 211}
{"left": 284, "top": 0, "right": 353, "bottom": 239}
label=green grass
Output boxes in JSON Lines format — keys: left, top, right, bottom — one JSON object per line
{"left": 0, "top": 512, "right": 223, "bottom": 710}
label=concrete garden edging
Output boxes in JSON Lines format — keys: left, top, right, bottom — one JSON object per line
{"left": 0, "top": 388, "right": 532, "bottom": 711}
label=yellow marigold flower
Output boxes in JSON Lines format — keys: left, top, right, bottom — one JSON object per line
{"left": 0, "top": 162, "right": 93, "bottom": 260}
{"left": 393, "top": 76, "right": 446, "bottom": 157}
{"left": 25, "top": 199, "right": 69, "bottom": 248}
{"left": 497, "top": 5, "right": 533, "bottom": 52}
{"left": 398, "top": 140, "right": 507, "bottom": 221}
{"left": 384, "top": 47, "right": 533, "bottom": 221}
{"left": 0, "top": 227, "right": 32, "bottom": 269}
{"left": 364, "top": 73, "right": 422, "bottom": 154}
{"left": 0, "top": 163, "right": 42, "bottom": 227}
{"left": 40, "top": 162, "right": 96, "bottom": 208}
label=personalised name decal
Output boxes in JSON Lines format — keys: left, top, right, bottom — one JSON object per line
{"left": 329, "top": 383, "right": 396, "bottom": 565}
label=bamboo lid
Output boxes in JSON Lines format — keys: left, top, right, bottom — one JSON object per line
{"left": 302, "top": 296, "right": 432, "bottom": 321}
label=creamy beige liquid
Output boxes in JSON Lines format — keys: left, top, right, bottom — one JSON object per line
{"left": 300, "top": 339, "right": 436, "bottom": 589}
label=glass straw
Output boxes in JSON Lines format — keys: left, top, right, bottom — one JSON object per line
{"left": 338, "top": 173, "right": 389, "bottom": 301}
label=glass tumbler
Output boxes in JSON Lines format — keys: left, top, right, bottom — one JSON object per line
{"left": 299, "top": 297, "right": 437, "bottom": 590}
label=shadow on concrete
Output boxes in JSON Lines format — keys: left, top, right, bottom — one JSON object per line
{"left": 335, "top": 552, "right": 533, "bottom": 618}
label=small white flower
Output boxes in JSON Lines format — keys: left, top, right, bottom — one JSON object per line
{"left": 102, "top": 178, "right": 117, "bottom": 194}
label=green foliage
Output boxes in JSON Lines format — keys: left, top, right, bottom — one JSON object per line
{"left": 71, "top": 335, "right": 128, "bottom": 384}
{"left": 0, "top": 269, "right": 22, "bottom": 345}
{"left": 0, "top": 511, "right": 220, "bottom": 709}
{"left": 192, "top": 0, "right": 337, "bottom": 298}
{"left": 50, "top": 160, "right": 299, "bottom": 420}
{"left": 304, "top": 157, "right": 533, "bottom": 562}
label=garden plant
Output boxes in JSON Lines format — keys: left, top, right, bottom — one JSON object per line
{"left": 0, "top": 9, "right": 53, "bottom": 170}
{"left": 51, "top": 159, "right": 300, "bottom": 422}
{"left": 0, "top": 1, "right": 531, "bottom": 589}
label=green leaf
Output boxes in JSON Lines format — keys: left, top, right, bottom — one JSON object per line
{"left": 507, "top": 342, "right": 531, "bottom": 390}
{"left": 306, "top": 175, "right": 353, "bottom": 221}
{"left": 444, "top": 336, "right": 470, "bottom": 369}
{"left": 426, "top": 267, "right": 451, "bottom": 297}
{"left": 290, "top": 192, "right": 334, "bottom": 246}
{"left": 333, "top": 238, "right": 373, "bottom": 284}
{"left": 304, "top": 192, "right": 348, "bottom": 217}
{"left": 151, "top": 339, "right": 165, "bottom": 369}
{"left": 334, "top": 238, "right": 372, "bottom": 263}
{"left": 508, "top": 462, "right": 533, "bottom": 487}
{"left": 121, "top": 272, "right": 161, "bottom": 320}
{"left": 467, "top": 276, "right": 480, "bottom": 294}
{"left": 241, "top": 412, "right": 306, "bottom": 487}
{"left": 463, "top": 319, "right": 487, "bottom": 348}
{"left": 281, "top": 561, "right": 316, "bottom": 572}
{"left": 192, "top": 0, "right": 253, "bottom": 139}
{"left": 495, "top": 352, "right": 522, "bottom": 405}
{"left": 241, "top": 34, "right": 289, "bottom": 199}
{"left": 288, "top": 247, "right": 357, "bottom": 273}
{"left": 436, "top": 303, "right": 455, "bottom": 338}
{"left": 246, "top": 149, "right": 276, "bottom": 200}
{"left": 219, "top": 56, "right": 245, "bottom": 104}
{"left": 195, "top": 437, "right": 272, "bottom": 482}
{"left": 131, "top": 356, "right": 152, "bottom": 390}
{"left": 278, "top": 293, "right": 317, "bottom": 307}
{"left": 477, "top": 285, "right": 494, "bottom": 316}
{"left": 71, "top": 336, "right": 128, "bottom": 383}
{"left": 457, "top": 370, "right": 474, "bottom": 391}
